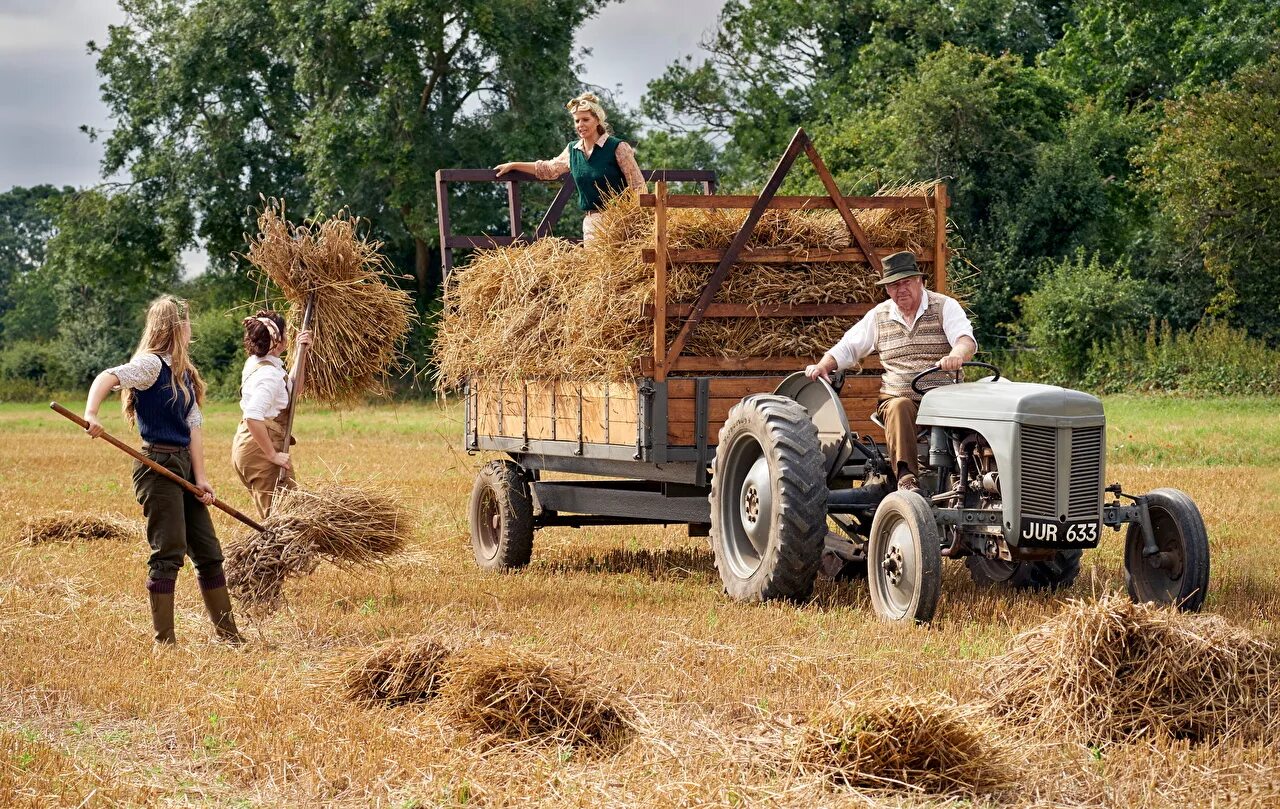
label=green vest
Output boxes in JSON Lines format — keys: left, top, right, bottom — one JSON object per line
{"left": 568, "top": 136, "right": 626, "bottom": 212}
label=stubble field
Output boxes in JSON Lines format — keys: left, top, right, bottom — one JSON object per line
{"left": 2, "top": 395, "right": 1278, "bottom": 807}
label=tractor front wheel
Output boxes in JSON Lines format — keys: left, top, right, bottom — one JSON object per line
{"left": 965, "top": 550, "right": 1082, "bottom": 591}
{"left": 867, "top": 491, "right": 942, "bottom": 623}
{"left": 1124, "top": 488, "right": 1210, "bottom": 612}
{"left": 469, "top": 460, "right": 534, "bottom": 572}
{"left": 710, "top": 395, "right": 827, "bottom": 602}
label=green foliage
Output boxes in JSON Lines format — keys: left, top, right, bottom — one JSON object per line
{"left": 1017, "top": 251, "right": 1150, "bottom": 378}
{"left": 0, "top": 185, "right": 73, "bottom": 343}
{"left": 188, "top": 306, "right": 245, "bottom": 399}
{"left": 1138, "top": 53, "right": 1280, "bottom": 341}
{"left": 1088, "top": 320, "right": 1280, "bottom": 396}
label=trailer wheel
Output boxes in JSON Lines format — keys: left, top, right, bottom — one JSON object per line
{"left": 867, "top": 491, "right": 942, "bottom": 623}
{"left": 710, "top": 395, "right": 827, "bottom": 602}
{"left": 965, "top": 550, "right": 1082, "bottom": 591}
{"left": 469, "top": 460, "right": 534, "bottom": 572}
{"left": 1125, "top": 488, "right": 1210, "bottom": 612}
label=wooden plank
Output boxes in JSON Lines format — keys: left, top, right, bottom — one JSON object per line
{"left": 646, "top": 303, "right": 874, "bottom": 318}
{"left": 445, "top": 234, "right": 518, "bottom": 249}
{"left": 667, "top": 374, "right": 883, "bottom": 399}
{"left": 669, "top": 416, "right": 885, "bottom": 448}
{"left": 668, "top": 396, "right": 878, "bottom": 425}
{"left": 645, "top": 355, "right": 883, "bottom": 373}
{"left": 435, "top": 170, "right": 454, "bottom": 278}
{"left": 507, "top": 180, "right": 521, "bottom": 239}
{"left": 654, "top": 180, "right": 669, "bottom": 382}
{"left": 638, "top": 194, "right": 931, "bottom": 210}
{"left": 804, "top": 140, "right": 882, "bottom": 274}
{"left": 932, "top": 184, "right": 949, "bottom": 295}
{"left": 535, "top": 179, "right": 576, "bottom": 239}
{"left": 664, "top": 128, "right": 811, "bottom": 372}
{"left": 640, "top": 247, "right": 932, "bottom": 264}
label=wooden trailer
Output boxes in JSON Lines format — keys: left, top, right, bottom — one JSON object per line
{"left": 436, "top": 128, "right": 949, "bottom": 550}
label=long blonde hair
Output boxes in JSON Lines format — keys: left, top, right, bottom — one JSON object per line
{"left": 122, "top": 295, "right": 207, "bottom": 425}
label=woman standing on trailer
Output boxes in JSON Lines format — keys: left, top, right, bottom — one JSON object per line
{"left": 231, "top": 310, "right": 311, "bottom": 518}
{"left": 494, "top": 92, "right": 646, "bottom": 242}
{"left": 82, "top": 295, "right": 243, "bottom": 645}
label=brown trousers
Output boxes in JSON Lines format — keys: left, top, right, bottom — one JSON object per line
{"left": 231, "top": 416, "right": 296, "bottom": 518}
{"left": 877, "top": 396, "right": 922, "bottom": 477}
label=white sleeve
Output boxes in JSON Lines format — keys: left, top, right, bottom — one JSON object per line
{"left": 941, "top": 297, "right": 976, "bottom": 349}
{"left": 186, "top": 401, "right": 203, "bottom": 429}
{"left": 240, "top": 370, "right": 277, "bottom": 422}
{"left": 828, "top": 310, "right": 879, "bottom": 371}
{"left": 105, "top": 353, "right": 162, "bottom": 391}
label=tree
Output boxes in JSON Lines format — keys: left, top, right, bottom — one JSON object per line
{"left": 1139, "top": 54, "right": 1280, "bottom": 342}
{"left": 92, "top": 0, "right": 605, "bottom": 300}
{"left": 0, "top": 185, "right": 73, "bottom": 343}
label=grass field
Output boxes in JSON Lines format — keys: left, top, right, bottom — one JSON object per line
{"left": 2, "top": 394, "right": 1278, "bottom": 807}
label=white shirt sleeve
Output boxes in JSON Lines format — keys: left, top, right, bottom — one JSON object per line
{"left": 941, "top": 296, "right": 976, "bottom": 349}
{"left": 240, "top": 363, "right": 287, "bottom": 422}
{"left": 106, "top": 353, "right": 162, "bottom": 390}
{"left": 827, "top": 306, "right": 881, "bottom": 370}
{"left": 187, "top": 402, "right": 203, "bottom": 430}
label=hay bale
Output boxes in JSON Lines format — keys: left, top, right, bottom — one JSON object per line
{"left": 434, "top": 182, "right": 942, "bottom": 388}
{"left": 984, "top": 594, "right": 1279, "bottom": 744}
{"left": 244, "top": 199, "right": 417, "bottom": 403}
{"left": 225, "top": 483, "right": 412, "bottom": 611}
{"left": 21, "top": 512, "right": 139, "bottom": 544}
{"left": 794, "top": 696, "right": 1015, "bottom": 795}
{"left": 339, "top": 635, "right": 453, "bottom": 705}
{"left": 438, "top": 645, "right": 630, "bottom": 749}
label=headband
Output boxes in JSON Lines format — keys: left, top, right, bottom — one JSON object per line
{"left": 566, "top": 95, "right": 607, "bottom": 125}
{"left": 256, "top": 317, "right": 282, "bottom": 342}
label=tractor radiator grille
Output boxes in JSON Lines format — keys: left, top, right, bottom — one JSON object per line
{"left": 1068, "top": 426, "right": 1103, "bottom": 519}
{"left": 1019, "top": 425, "right": 1058, "bottom": 519}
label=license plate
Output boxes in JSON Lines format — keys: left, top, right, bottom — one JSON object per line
{"left": 1017, "top": 518, "right": 1100, "bottom": 547}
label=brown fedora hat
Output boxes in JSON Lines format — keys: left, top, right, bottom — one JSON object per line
{"left": 875, "top": 251, "right": 924, "bottom": 285}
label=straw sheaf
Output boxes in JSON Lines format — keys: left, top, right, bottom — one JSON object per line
{"left": 984, "top": 594, "right": 1280, "bottom": 745}
{"left": 438, "top": 645, "right": 631, "bottom": 750}
{"left": 244, "top": 199, "right": 417, "bottom": 403}
{"left": 434, "top": 182, "right": 940, "bottom": 387}
{"left": 225, "top": 483, "right": 412, "bottom": 612}
{"left": 793, "top": 695, "right": 1016, "bottom": 795}
{"left": 21, "top": 512, "right": 140, "bottom": 544}
{"left": 338, "top": 635, "right": 454, "bottom": 706}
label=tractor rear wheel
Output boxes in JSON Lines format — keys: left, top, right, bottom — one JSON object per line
{"left": 469, "top": 460, "right": 534, "bottom": 572}
{"left": 1124, "top": 488, "right": 1210, "bottom": 612}
{"left": 965, "top": 550, "right": 1082, "bottom": 591}
{"left": 867, "top": 491, "right": 942, "bottom": 623}
{"left": 710, "top": 395, "right": 827, "bottom": 602}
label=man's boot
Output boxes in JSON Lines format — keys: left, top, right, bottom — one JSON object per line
{"left": 146, "top": 578, "right": 177, "bottom": 644}
{"left": 198, "top": 573, "right": 245, "bottom": 645}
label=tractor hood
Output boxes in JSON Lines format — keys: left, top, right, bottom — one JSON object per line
{"left": 916, "top": 378, "right": 1104, "bottom": 428}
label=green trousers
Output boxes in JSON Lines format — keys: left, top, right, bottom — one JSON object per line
{"left": 131, "top": 447, "right": 225, "bottom": 581}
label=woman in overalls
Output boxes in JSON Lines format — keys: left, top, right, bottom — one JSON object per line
{"left": 82, "top": 295, "right": 242, "bottom": 645}
{"left": 231, "top": 310, "right": 311, "bottom": 518}
{"left": 494, "top": 92, "right": 647, "bottom": 242}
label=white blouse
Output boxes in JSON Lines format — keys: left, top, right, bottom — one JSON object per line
{"left": 239, "top": 354, "right": 290, "bottom": 421}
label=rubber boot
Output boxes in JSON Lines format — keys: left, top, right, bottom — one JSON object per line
{"left": 198, "top": 574, "right": 244, "bottom": 645}
{"left": 146, "top": 578, "right": 177, "bottom": 644}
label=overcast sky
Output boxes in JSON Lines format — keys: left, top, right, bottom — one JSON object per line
{"left": 0, "top": 0, "right": 725, "bottom": 192}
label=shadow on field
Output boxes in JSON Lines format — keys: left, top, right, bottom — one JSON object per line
{"left": 532, "top": 545, "right": 719, "bottom": 582}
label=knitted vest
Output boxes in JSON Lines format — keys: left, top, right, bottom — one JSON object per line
{"left": 568, "top": 136, "right": 625, "bottom": 212}
{"left": 133, "top": 357, "right": 194, "bottom": 447}
{"left": 875, "top": 292, "right": 952, "bottom": 402}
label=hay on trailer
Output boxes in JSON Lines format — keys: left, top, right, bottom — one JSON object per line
{"left": 21, "top": 512, "right": 139, "bottom": 544}
{"left": 434, "top": 182, "right": 942, "bottom": 388}
{"left": 794, "top": 695, "right": 1015, "bottom": 795}
{"left": 225, "top": 483, "right": 412, "bottom": 612}
{"left": 438, "top": 645, "right": 631, "bottom": 750}
{"left": 984, "top": 594, "right": 1279, "bottom": 745}
{"left": 243, "top": 199, "right": 417, "bottom": 402}
{"left": 339, "top": 635, "right": 453, "bottom": 706}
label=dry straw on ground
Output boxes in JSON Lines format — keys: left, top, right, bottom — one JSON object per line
{"left": 244, "top": 199, "right": 416, "bottom": 402}
{"left": 225, "top": 483, "right": 411, "bottom": 611}
{"left": 339, "top": 635, "right": 453, "bottom": 706}
{"left": 21, "top": 512, "right": 139, "bottom": 544}
{"left": 438, "top": 645, "right": 631, "bottom": 750}
{"left": 984, "top": 594, "right": 1279, "bottom": 745}
{"left": 793, "top": 695, "right": 1015, "bottom": 795}
{"left": 434, "top": 183, "right": 941, "bottom": 387}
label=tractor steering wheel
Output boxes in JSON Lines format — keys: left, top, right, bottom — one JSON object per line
{"left": 910, "top": 361, "right": 1002, "bottom": 397}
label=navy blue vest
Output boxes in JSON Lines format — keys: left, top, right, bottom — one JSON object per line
{"left": 134, "top": 356, "right": 194, "bottom": 447}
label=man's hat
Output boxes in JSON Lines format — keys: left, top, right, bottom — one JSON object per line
{"left": 875, "top": 250, "right": 925, "bottom": 285}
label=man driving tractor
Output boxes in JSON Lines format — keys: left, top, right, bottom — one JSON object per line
{"left": 805, "top": 250, "right": 977, "bottom": 492}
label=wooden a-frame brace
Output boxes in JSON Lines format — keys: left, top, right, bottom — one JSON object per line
{"left": 660, "top": 128, "right": 884, "bottom": 375}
